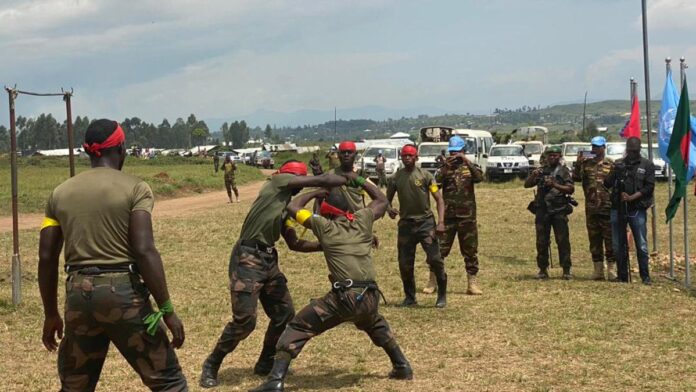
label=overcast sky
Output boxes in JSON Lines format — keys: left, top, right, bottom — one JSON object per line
{"left": 1, "top": 0, "right": 696, "bottom": 127}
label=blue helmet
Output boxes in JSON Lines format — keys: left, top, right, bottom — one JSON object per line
{"left": 448, "top": 136, "right": 466, "bottom": 152}
{"left": 591, "top": 136, "right": 606, "bottom": 147}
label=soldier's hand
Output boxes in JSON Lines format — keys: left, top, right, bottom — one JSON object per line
{"left": 163, "top": 312, "right": 185, "bottom": 349}
{"left": 436, "top": 221, "right": 446, "bottom": 235}
{"left": 544, "top": 177, "right": 555, "bottom": 188}
{"left": 42, "top": 315, "right": 64, "bottom": 352}
{"left": 388, "top": 208, "right": 399, "bottom": 219}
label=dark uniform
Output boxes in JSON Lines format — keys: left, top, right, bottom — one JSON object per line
{"left": 573, "top": 156, "right": 615, "bottom": 279}
{"left": 436, "top": 161, "right": 483, "bottom": 280}
{"left": 532, "top": 164, "right": 574, "bottom": 276}
{"left": 387, "top": 167, "right": 446, "bottom": 304}
{"left": 44, "top": 168, "right": 187, "bottom": 392}
{"left": 213, "top": 154, "right": 220, "bottom": 173}
{"left": 206, "top": 174, "right": 296, "bottom": 377}
{"left": 309, "top": 156, "right": 323, "bottom": 176}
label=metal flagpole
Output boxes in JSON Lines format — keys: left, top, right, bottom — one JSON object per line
{"left": 5, "top": 86, "right": 21, "bottom": 305}
{"left": 641, "top": 0, "right": 658, "bottom": 253}
{"left": 680, "top": 57, "right": 690, "bottom": 287}
{"left": 666, "top": 58, "right": 675, "bottom": 279}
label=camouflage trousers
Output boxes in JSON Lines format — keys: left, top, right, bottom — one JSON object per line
{"left": 586, "top": 213, "right": 615, "bottom": 263}
{"left": 376, "top": 169, "right": 387, "bottom": 188}
{"left": 439, "top": 218, "right": 479, "bottom": 275}
{"left": 535, "top": 213, "right": 572, "bottom": 271}
{"left": 276, "top": 288, "right": 395, "bottom": 358}
{"left": 211, "top": 242, "right": 295, "bottom": 359}
{"left": 398, "top": 216, "right": 446, "bottom": 282}
{"left": 224, "top": 177, "right": 238, "bottom": 198}
{"left": 58, "top": 272, "right": 187, "bottom": 392}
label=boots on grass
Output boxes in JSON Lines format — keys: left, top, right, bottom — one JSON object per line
{"left": 399, "top": 278, "right": 418, "bottom": 306}
{"left": 249, "top": 355, "right": 291, "bottom": 392}
{"left": 253, "top": 345, "right": 276, "bottom": 376}
{"left": 422, "top": 271, "right": 437, "bottom": 294}
{"left": 607, "top": 262, "right": 617, "bottom": 281}
{"left": 383, "top": 341, "right": 413, "bottom": 380}
{"left": 537, "top": 268, "right": 549, "bottom": 280}
{"left": 200, "top": 348, "right": 227, "bottom": 388}
{"left": 592, "top": 262, "right": 605, "bottom": 281}
{"left": 466, "top": 273, "right": 483, "bottom": 295}
{"left": 435, "top": 274, "right": 447, "bottom": 308}
{"left": 562, "top": 268, "right": 573, "bottom": 280}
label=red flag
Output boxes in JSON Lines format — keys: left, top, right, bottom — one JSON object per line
{"left": 620, "top": 95, "right": 641, "bottom": 139}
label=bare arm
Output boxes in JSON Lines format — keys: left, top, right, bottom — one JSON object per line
{"left": 38, "top": 226, "right": 64, "bottom": 351}
{"left": 362, "top": 180, "right": 388, "bottom": 219}
{"left": 287, "top": 173, "right": 347, "bottom": 189}
{"left": 129, "top": 211, "right": 184, "bottom": 348}
{"left": 281, "top": 225, "right": 322, "bottom": 252}
{"left": 524, "top": 168, "right": 541, "bottom": 188}
{"left": 287, "top": 189, "right": 330, "bottom": 228}
{"left": 432, "top": 190, "right": 446, "bottom": 233}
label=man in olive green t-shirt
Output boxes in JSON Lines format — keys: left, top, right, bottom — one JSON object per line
{"left": 386, "top": 144, "right": 448, "bottom": 308}
{"left": 200, "top": 162, "right": 349, "bottom": 388}
{"left": 38, "top": 119, "right": 187, "bottom": 391}
{"left": 250, "top": 176, "right": 412, "bottom": 392}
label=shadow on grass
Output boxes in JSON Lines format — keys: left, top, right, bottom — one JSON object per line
{"left": 218, "top": 366, "right": 381, "bottom": 391}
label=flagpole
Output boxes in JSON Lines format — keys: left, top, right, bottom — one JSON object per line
{"left": 666, "top": 57, "right": 675, "bottom": 280}
{"left": 641, "top": 0, "right": 658, "bottom": 254}
{"left": 680, "top": 57, "right": 690, "bottom": 287}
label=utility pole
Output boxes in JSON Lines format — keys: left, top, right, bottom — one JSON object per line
{"left": 6, "top": 86, "right": 21, "bottom": 305}
{"left": 641, "top": 0, "right": 658, "bottom": 253}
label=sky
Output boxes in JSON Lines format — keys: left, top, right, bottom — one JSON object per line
{"left": 2, "top": 0, "right": 696, "bottom": 128}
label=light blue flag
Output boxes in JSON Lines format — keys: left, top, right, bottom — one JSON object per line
{"left": 658, "top": 69, "right": 679, "bottom": 162}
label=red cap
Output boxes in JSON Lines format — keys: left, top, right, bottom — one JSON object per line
{"left": 401, "top": 145, "right": 417, "bottom": 156}
{"left": 278, "top": 161, "right": 308, "bottom": 176}
{"left": 338, "top": 141, "right": 356, "bottom": 152}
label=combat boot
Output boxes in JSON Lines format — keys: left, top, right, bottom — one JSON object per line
{"left": 537, "top": 268, "right": 549, "bottom": 280}
{"left": 607, "top": 262, "right": 617, "bottom": 281}
{"left": 466, "top": 273, "right": 483, "bottom": 295}
{"left": 422, "top": 271, "right": 437, "bottom": 294}
{"left": 253, "top": 345, "right": 276, "bottom": 376}
{"left": 200, "top": 348, "right": 227, "bottom": 388}
{"left": 592, "top": 262, "right": 605, "bottom": 281}
{"left": 562, "top": 268, "right": 573, "bottom": 280}
{"left": 435, "top": 274, "right": 447, "bottom": 308}
{"left": 399, "top": 278, "right": 418, "bottom": 306}
{"left": 383, "top": 341, "right": 413, "bottom": 380}
{"left": 248, "top": 356, "right": 291, "bottom": 392}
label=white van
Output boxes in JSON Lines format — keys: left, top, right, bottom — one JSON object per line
{"left": 561, "top": 142, "right": 591, "bottom": 170}
{"left": 357, "top": 144, "right": 404, "bottom": 182}
{"left": 452, "top": 129, "right": 494, "bottom": 172}
{"left": 417, "top": 126, "right": 453, "bottom": 174}
{"left": 514, "top": 141, "right": 545, "bottom": 167}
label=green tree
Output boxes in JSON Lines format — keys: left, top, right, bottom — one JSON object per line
{"left": 264, "top": 124, "right": 272, "bottom": 140}
{"left": 0, "top": 125, "right": 9, "bottom": 153}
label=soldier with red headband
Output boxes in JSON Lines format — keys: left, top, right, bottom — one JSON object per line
{"left": 38, "top": 119, "right": 188, "bottom": 391}
{"left": 386, "top": 144, "right": 448, "bottom": 307}
{"left": 326, "top": 141, "right": 370, "bottom": 211}
{"left": 200, "top": 161, "right": 351, "bottom": 388}
{"left": 249, "top": 177, "right": 412, "bottom": 392}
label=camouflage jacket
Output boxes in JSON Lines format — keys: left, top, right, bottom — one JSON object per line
{"left": 435, "top": 162, "right": 483, "bottom": 221}
{"left": 572, "top": 157, "right": 614, "bottom": 215}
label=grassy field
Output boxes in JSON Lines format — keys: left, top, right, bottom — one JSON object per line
{"left": 0, "top": 156, "right": 265, "bottom": 215}
{"left": 2, "top": 179, "right": 696, "bottom": 391}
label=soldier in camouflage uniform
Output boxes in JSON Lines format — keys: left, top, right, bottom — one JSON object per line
{"left": 38, "top": 119, "right": 187, "bottom": 391}
{"left": 387, "top": 144, "right": 448, "bottom": 307}
{"left": 249, "top": 177, "right": 412, "bottom": 392}
{"left": 200, "top": 161, "right": 349, "bottom": 388}
{"left": 524, "top": 146, "right": 575, "bottom": 279}
{"left": 223, "top": 155, "right": 239, "bottom": 203}
{"left": 435, "top": 136, "right": 484, "bottom": 295}
{"left": 572, "top": 136, "right": 616, "bottom": 280}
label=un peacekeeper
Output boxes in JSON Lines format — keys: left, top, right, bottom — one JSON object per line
{"left": 572, "top": 136, "right": 616, "bottom": 280}
{"left": 386, "top": 144, "right": 448, "bottom": 307}
{"left": 524, "top": 145, "right": 575, "bottom": 279}
{"left": 435, "top": 136, "right": 484, "bottom": 295}
{"left": 249, "top": 177, "right": 413, "bottom": 392}
{"left": 223, "top": 155, "right": 240, "bottom": 203}
{"left": 200, "top": 162, "right": 350, "bottom": 388}
{"left": 326, "top": 147, "right": 340, "bottom": 170}
{"left": 38, "top": 119, "right": 188, "bottom": 391}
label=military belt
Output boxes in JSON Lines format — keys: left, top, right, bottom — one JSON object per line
{"left": 67, "top": 271, "right": 135, "bottom": 286}
{"left": 240, "top": 240, "right": 275, "bottom": 255}
{"left": 65, "top": 263, "right": 138, "bottom": 275}
{"left": 331, "top": 279, "right": 387, "bottom": 305}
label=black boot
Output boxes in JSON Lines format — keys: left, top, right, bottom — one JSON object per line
{"left": 253, "top": 345, "right": 276, "bottom": 376}
{"left": 435, "top": 274, "right": 447, "bottom": 308}
{"left": 199, "top": 348, "right": 227, "bottom": 388}
{"left": 399, "top": 278, "right": 417, "bottom": 306}
{"left": 248, "top": 357, "right": 291, "bottom": 392}
{"left": 384, "top": 341, "right": 413, "bottom": 380}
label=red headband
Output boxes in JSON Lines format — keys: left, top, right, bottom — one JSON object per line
{"left": 278, "top": 161, "right": 308, "bottom": 176}
{"left": 401, "top": 145, "right": 417, "bottom": 156}
{"left": 319, "top": 201, "right": 354, "bottom": 221}
{"left": 338, "top": 141, "right": 356, "bottom": 152}
{"left": 83, "top": 122, "right": 125, "bottom": 157}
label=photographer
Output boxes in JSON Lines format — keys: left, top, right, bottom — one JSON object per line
{"left": 524, "top": 146, "right": 575, "bottom": 279}
{"left": 603, "top": 137, "right": 654, "bottom": 285}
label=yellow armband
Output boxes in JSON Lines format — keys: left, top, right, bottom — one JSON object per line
{"left": 295, "top": 209, "right": 313, "bottom": 225}
{"left": 429, "top": 184, "right": 439, "bottom": 193}
{"left": 41, "top": 217, "right": 60, "bottom": 230}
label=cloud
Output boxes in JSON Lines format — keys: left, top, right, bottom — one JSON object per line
{"left": 647, "top": 0, "right": 696, "bottom": 30}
